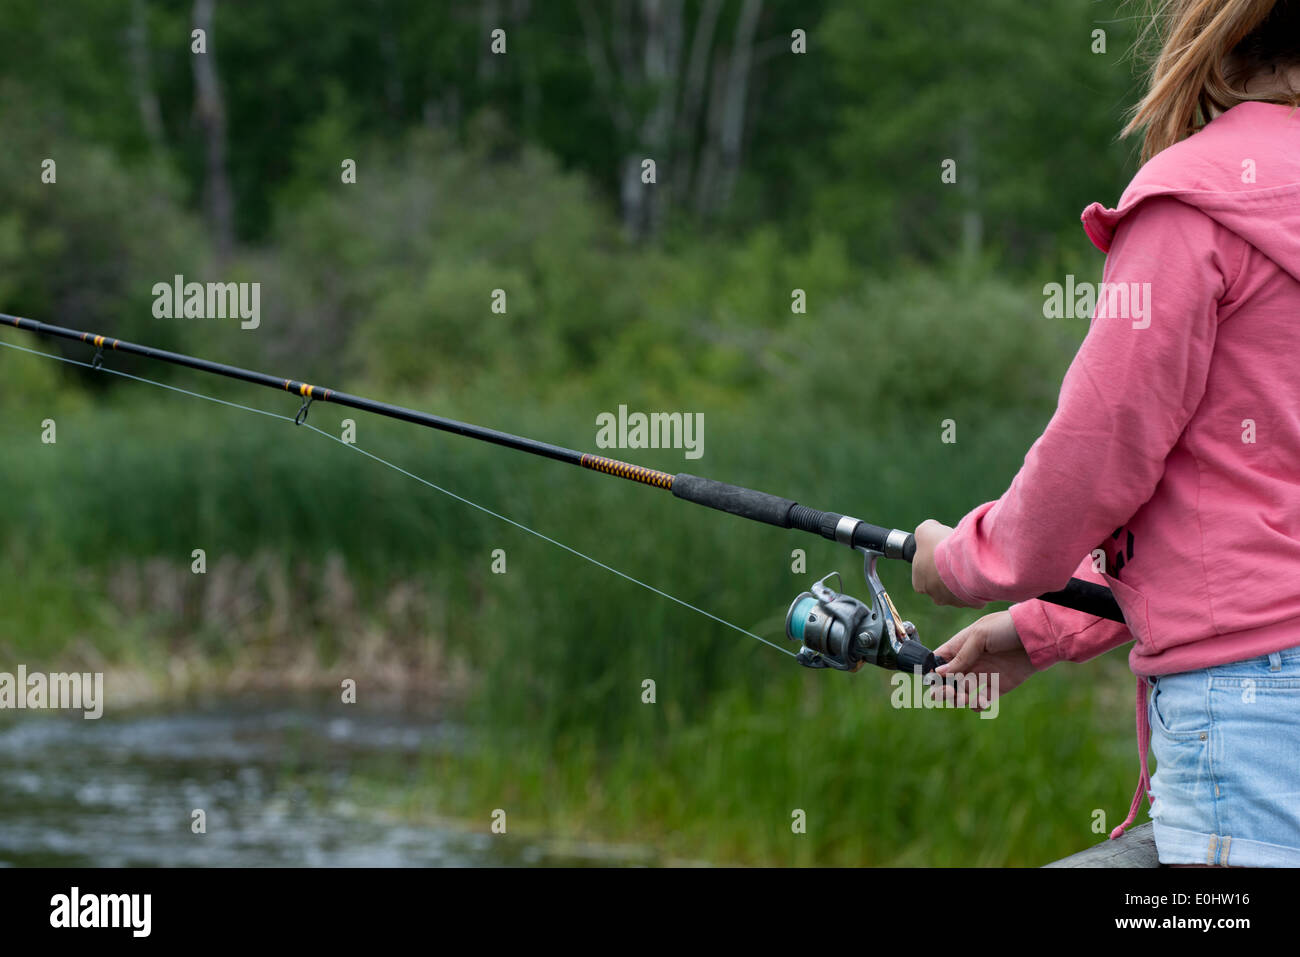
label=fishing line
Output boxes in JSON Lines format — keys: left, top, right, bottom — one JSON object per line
{"left": 2, "top": 314, "right": 1126, "bottom": 677}
{"left": 3, "top": 312, "right": 1125, "bottom": 630}
{"left": 0, "top": 336, "right": 796, "bottom": 658}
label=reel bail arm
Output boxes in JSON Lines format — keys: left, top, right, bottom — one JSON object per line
{"left": 785, "top": 546, "right": 947, "bottom": 674}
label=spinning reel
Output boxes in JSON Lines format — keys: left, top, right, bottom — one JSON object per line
{"left": 785, "top": 547, "right": 946, "bottom": 674}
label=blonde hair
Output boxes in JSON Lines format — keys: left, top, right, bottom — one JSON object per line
{"left": 1124, "top": 0, "right": 1300, "bottom": 161}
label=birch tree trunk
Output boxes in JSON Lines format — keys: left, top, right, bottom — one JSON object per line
{"left": 959, "top": 123, "right": 983, "bottom": 268}
{"left": 692, "top": 53, "right": 728, "bottom": 217}
{"left": 636, "top": 0, "right": 683, "bottom": 236}
{"left": 191, "top": 0, "right": 235, "bottom": 260}
{"left": 580, "top": 0, "right": 684, "bottom": 240}
{"left": 672, "top": 0, "right": 723, "bottom": 206}
{"left": 128, "top": 0, "right": 164, "bottom": 150}
{"left": 479, "top": 0, "right": 502, "bottom": 81}
{"left": 712, "top": 0, "right": 761, "bottom": 214}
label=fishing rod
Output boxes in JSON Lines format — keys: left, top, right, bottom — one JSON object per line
{"left": 3, "top": 313, "right": 1125, "bottom": 675}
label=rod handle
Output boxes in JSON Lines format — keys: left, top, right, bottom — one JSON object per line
{"left": 850, "top": 523, "right": 916, "bottom": 560}
{"left": 671, "top": 474, "right": 1126, "bottom": 624}
{"left": 671, "top": 474, "right": 800, "bottom": 528}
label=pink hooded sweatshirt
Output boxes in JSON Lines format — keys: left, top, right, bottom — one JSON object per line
{"left": 933, "top": 101, "right": 1300, "bottom": 838}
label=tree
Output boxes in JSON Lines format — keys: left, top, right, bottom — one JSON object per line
{"left": 191, "top": 0, "right": 235, "bottom": 259}
{"left": 816, "top": 0, "right": 1138, "bottom": 268}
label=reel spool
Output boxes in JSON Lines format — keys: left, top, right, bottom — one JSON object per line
{"left": 785, "top": 548, "right": 945, "bottom": 674}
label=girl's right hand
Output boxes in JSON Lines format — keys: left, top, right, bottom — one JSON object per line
{"left": 931, "top": 610, "right": 1037, "bottom": 708}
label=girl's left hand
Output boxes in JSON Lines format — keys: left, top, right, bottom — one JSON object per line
{"left": 909, "top": 519, "right": 975, "bottom": 607}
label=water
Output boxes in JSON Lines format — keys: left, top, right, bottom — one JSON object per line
{"left": 0, "top": 698, "right": 646, "bottom": 867}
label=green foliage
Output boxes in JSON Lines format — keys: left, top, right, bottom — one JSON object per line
{"left": 0, "top": 0, "right": 1143, "bottom": 262}
{"left": 0, "top": 83, "right": 209, "bottom": 362}
{"left": 774, "top": 270, "right": 1085, "bottom": 413}
{"left": 0, "top": 333, "right": 88, "bottom": 415}
{"left": 817, "top": 0, "right": 1139, "bottom": 266}
{"left": 266, "top": 127, "right": 639, "bottom": 386}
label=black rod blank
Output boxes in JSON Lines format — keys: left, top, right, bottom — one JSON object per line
{"left": 3, "top": 313, "right": 1126, "bottom": 623}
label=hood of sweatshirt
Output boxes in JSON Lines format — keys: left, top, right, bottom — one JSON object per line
{"left": 1083, "top": 101, "right": 1300, "bottom": 285}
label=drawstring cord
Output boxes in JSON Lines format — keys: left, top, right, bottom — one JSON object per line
{"left": 1110, "top": 675, "right": 1152, "bottom": 840}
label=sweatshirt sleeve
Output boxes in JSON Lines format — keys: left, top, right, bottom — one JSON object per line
{"left": 934, "top": 196, "right": 1238, "bottom": 606}
{"left": 1008, "top": 555, "right": 1133, "bottom": 670}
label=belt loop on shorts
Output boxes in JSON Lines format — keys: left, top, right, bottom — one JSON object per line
{"left": 1269, "top": 651, "right": 1283, "bottom": 672}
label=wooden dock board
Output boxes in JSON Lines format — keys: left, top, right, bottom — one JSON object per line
{"left": 1044, "top": 822, "right": 1159, "bottom": 867}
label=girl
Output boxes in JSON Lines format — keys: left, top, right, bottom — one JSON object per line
{"left": 908, "top": 0, "right": 1300, "bottom": 867}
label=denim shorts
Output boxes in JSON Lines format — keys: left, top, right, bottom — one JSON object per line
{"left": 1147, "top": 645, "right": 1300, "bottom": 866}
